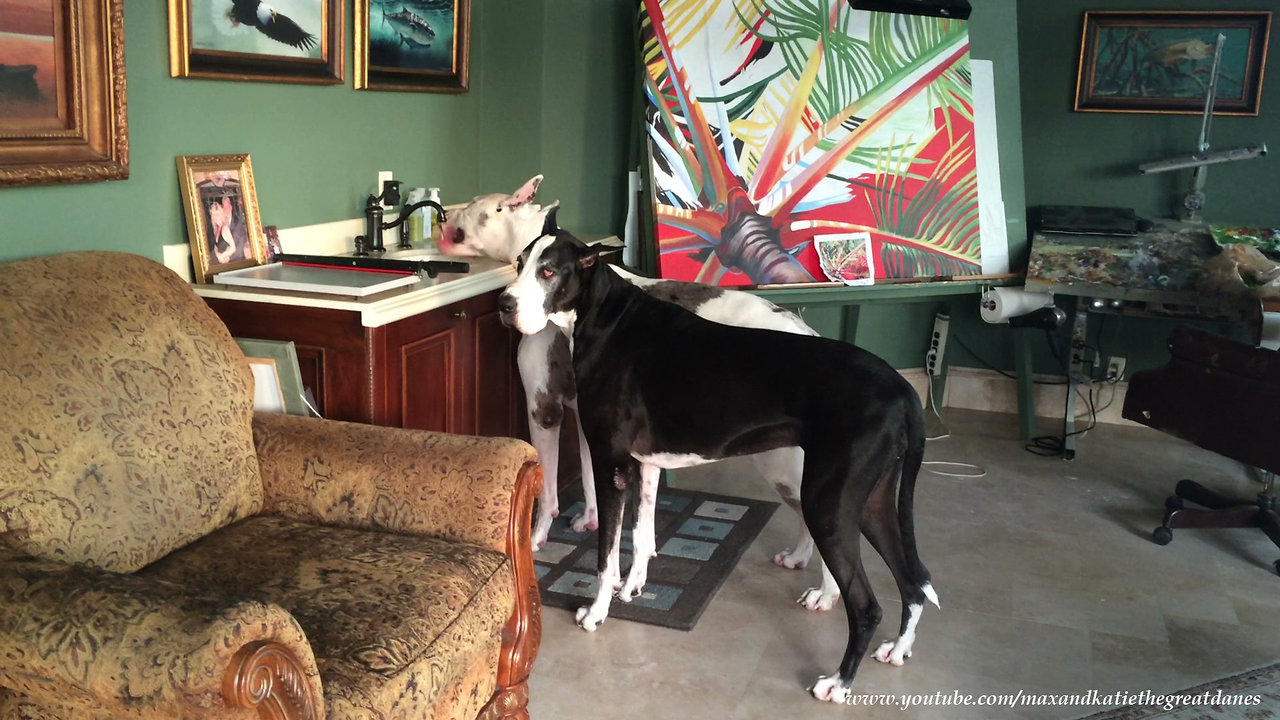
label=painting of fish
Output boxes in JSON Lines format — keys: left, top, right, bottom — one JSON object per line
{"left": 369, "top": 1, "right": 455, "bottom": 72}
{"left": 357, "top": 0, "right": 469, "bottom": 92}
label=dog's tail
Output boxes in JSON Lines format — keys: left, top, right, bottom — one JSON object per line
{"left": 897, "top": 399, "right": 939, "bottom": 608}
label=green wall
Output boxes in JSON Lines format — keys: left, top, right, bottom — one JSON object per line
{"left": 1020, "top": 0, "right": 1278, "bottom": 224}
{"left": 0, "top": 2, "right": 633, "bottom": 264}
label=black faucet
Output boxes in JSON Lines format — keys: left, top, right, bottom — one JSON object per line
{"left": 361, "top": 192, "right": 448, "bottom": 252}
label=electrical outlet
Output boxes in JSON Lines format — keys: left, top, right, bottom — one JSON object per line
{"left": 376, "top": 171, "right": 394, "bottom": 207}
{"left": 1106, "top": 356, "right": 1126, "bottom": 381}
{"left": 926, "top": 313, "right": 950, "bottom": 376}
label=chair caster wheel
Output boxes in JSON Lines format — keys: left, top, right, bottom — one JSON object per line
{"left": 1152, "top": 526, "right": 1173, "bottom": 546}
{"left": 1164, "top": 496, "right": 1184, "bottom": 512}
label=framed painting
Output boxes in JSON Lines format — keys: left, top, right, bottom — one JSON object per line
{"left": 168, "top": 0, "right": 344, "bottom": 84}
{"left": 1075, "top": 11, "right": 1271, "bottom": 115}
{"left": 0, "top": 0, "right": 128, "bottom": 188}
{"left": 355, "top": 0, "right": 470, "bottom": 92}
{"left": 176, "top": 153, "right": 268, "bottom": 283}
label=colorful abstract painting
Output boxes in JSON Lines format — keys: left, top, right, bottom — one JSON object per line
{"left": 641, "top": 0, "right": 982, "bottom": 285}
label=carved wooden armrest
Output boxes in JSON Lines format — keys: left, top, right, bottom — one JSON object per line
{"left": 224, "top": 641, "right": 323, "bottom": 720}
{"left": 0, "top": 554, "right": 322, "bottom": 719}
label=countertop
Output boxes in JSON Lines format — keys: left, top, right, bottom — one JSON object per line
{"left": 193, "top": 256, "right": 514, "bottom": 328}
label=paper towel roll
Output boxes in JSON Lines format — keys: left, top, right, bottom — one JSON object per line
{"left": 980, "top": 287, "right": 1054, "bottom": 323}
{"left": 1262, "top": 312, "right": 1280, "bottom": 351}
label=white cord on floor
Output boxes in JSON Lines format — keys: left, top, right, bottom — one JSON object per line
{"left": 922, "top": 460, "right": 987, "bottom": 478}
{"left": 921, "top": 353, "right": 987, "bottom": 478}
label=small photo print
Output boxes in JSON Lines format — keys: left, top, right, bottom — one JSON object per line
{"left": 815, "top": 232, "right": 875, "bottom": 286}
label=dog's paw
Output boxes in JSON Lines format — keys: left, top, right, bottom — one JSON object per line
{"left": 531, "top": 513, "right": 556, "bottom": 551}
{"left": 570, "top": 508, "right": 599, "bottom": 533}
{"left": 618, "top": 570, "right": 647, "bottom": 602}
{"left": 873, "top": 638, "right": 913, "bottom": 667}
{"left": 809, "top": 675, "right": 852, "bottom": 704}
{"left": 772, "top": 548, "right": 809, "bottom": 569}
{"left": 797, "top": 587, "right": 839, "bottom": 612}
{"left": 574, "top": 606, "right": 605, "bottom": 632}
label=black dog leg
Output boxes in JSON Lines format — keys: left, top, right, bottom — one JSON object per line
{"left": 807, "top": 525, "right": 881, "bottom": 703}
{"left": 575, "top": 457, "right": 633, "bottom": 631}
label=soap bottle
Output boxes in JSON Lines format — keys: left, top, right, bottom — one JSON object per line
{"left": 425, "top": 188, "right": 442, "bottom": 249}
{"left": 406, "top": 187, "right": 427, "bottom": 246}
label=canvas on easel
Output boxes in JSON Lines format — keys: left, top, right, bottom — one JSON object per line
{"left": 639, "top": 0, "right": 988, "bottom": 286}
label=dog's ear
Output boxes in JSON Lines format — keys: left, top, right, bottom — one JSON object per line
{"left": 540, "top": 206, "right": 560, "bottom": 238}
{"left": 578, "top": 239, "right": 620, "bottom": 270}
{"left": 505, "top": 174, "right": 543, "bottom": 209}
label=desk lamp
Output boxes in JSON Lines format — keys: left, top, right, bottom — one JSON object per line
{"left": 1137, "top": 33, "right": 1267, "bottom": 222}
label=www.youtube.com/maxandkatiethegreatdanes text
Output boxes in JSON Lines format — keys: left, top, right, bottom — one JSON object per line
{"left": 845, "top": 688, "right": 1265, "bottom": 711}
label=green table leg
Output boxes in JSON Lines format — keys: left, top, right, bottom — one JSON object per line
{"left": 1015, "top": 327, "right": 1036, "bottom": 441}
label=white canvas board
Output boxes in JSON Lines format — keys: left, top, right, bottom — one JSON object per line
{"left": 972, "top": 59, "right": 1010, "bottom": 275}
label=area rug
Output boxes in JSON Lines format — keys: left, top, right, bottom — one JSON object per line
{"left": 1075, "top": 662, "right": 1280, "bottom": 719}
{"left": 533, "top": 485, "right": 778, "bottom": 631}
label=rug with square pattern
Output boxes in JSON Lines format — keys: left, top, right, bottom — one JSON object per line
{"left": 533, "top": 485, "right": 778, "bottom": 631}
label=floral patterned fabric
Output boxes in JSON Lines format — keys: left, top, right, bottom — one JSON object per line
{"left": 252, "top": 413, "right": 538, "bottom": 554}
{"left": 0, "top": 551, "right": 319, "bottom": 720}
{"left": 0, "top": 252, "right": 540, "bottom": 719}
{"left": 140, "top": 515, "right": 514, "bottom": 716}
{"left": 0, "top": 252, "right": 263, "bottom": 573}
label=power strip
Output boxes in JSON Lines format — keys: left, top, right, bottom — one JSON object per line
{"left": 926, "top": 313, "right": 950, "bottom": 376}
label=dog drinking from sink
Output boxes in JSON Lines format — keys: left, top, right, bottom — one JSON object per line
{"left": 441, "top": 176, "right": 937, "bottom": 701}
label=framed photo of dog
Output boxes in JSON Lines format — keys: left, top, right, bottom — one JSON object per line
{"left": 0, "top": 0, "right": 129, "bottom": 188}
{"left": 354, "top": 0, "right": 470, "bottom": 92}
{"left": 176, "top": 153, "right": 268, "bottom": 283}
{"left": 1074, "top": 10, "right": 1272, "bottom": 115}
{"left": 168, "top": 0, "right": 344, "bottom": 84}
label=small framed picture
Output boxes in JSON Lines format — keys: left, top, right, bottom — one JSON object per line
{"left": 815, "top": 232, "right": 876, "bottom": 286}
{"left": 168, "top": 0, "right": 344, "bottom": 84}
{"left": 177, "top": 153, "right": 268, "bottom": 283}
{"left": 1075, "top": 11, "right": 1272, "bottom": 115}
{"left": 234, "top": 338, "right": 309, "bottom": 416}
{"left": 355, "top": 0, "right": 470, "bottom": 92}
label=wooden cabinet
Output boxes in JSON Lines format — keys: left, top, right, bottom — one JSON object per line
{"left": 204, "top": 289, "right": 524, "bottom": 438}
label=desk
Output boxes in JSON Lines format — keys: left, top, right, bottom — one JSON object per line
{"left": 756, "top": 277, "right": 1011, "bottom": 405}
{"left": 1016, "top": 221, "right": 1258, "bottom": 452}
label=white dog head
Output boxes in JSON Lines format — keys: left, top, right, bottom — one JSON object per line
{"left": 438, "top": 174, "right": 558, "bottom": 265}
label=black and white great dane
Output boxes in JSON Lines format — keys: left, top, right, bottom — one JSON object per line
{"left": 497, "top": 215, "right": 938, "bottom": 703}
{"left": 441, "top": 176, "right": 850, "bottom": 614}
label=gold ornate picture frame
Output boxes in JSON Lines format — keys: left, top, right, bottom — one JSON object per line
{"left": 176, "top": 153, "right": 268, "bottom": 284}
{"left": 168, "top": 0, "right": 344, "bottom": 84}
{"left": 355, "top": 0, "right": 470, "bottom": 92}
{"left": 0, "top": 0, "right": 129, "bottom": 188}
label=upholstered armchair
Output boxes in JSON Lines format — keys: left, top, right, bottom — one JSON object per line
{"left": 0, "top": 252, "right": 543, "bottom": 720}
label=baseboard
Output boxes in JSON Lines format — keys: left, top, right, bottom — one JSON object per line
{"left": 898, "top": 367, "right": 1140, "bottom": 427}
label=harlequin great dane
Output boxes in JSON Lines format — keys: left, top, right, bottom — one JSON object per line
{"left": 497, "top": 216, "right": 938, "bottom": 703}
{"left": 440, "top": 176, "right": 849, "bottom": 613}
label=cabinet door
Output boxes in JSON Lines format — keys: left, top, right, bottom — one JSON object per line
{"left": 471, "top": 293, "right": 522, "bottom": 438}
{"left": 379, "top": 300, "right": 472, "bottom": 433}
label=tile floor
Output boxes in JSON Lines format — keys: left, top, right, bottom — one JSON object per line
{"left": 526, "top": 409, "right": 1280, "bottom": 719}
